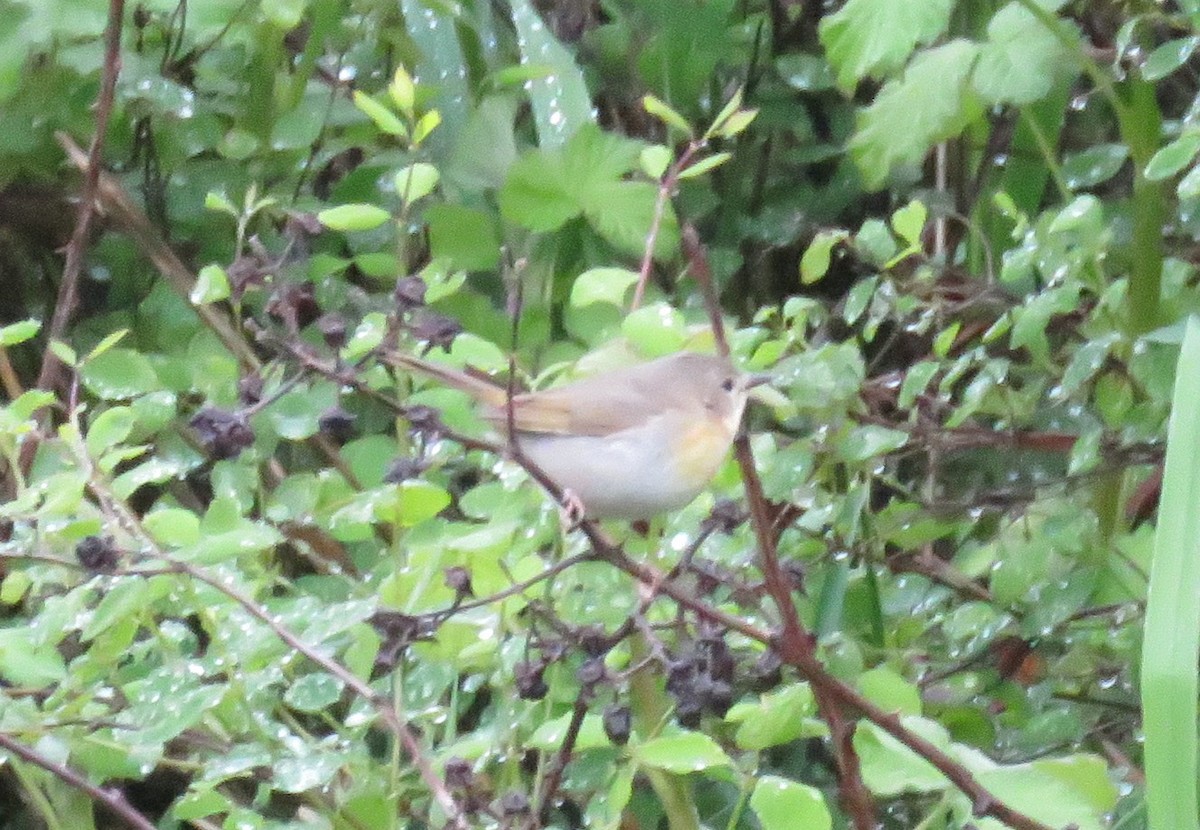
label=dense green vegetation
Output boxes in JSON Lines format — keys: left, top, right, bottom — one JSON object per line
{"left": 2, "top": 0, "right": 1200, "bottom": 828}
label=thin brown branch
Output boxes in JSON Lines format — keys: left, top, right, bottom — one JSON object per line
{"left": 55, "top": 134, "right": 260, "bottom": 371}
{"left": 0, "top": 730, "right": 157, "bottom": 830}
{"left": 36, "top": 0, "right": 126, "bottom": 397}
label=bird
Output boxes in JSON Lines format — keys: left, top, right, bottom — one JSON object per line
{"left": 381, "top": 350, "right": 766, "bottom": 520}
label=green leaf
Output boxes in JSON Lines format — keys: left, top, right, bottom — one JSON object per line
{"left": 570, "top": 267, "right": 640, "bottom": 307}
{"left": 633, "top": 732, "right": 731, "bottom": 773}
{"left": 0, "top": 319, "right": 40, "bottom": 346}
{"left": 890, "top": 200, "right": 927, "bottom": 248}
{"left": 728, "top": 683, "right": 816, "bottom": 750}
{"left": 677, "top": 152, "right": 731, "bottom": 180}
{"left": 1061, "top": 143, "right": 1129, "bottom": 190}
{"left": 413, "top": 110, "right": 441, "bottom": 146}
{"left": 0, "top": 628, "right": 66, "bottom": 687}
{"left": 509, "top": 0, "right": 593, "bottom": 148}
{"left": 204, "top": 190, "right": 238, "bottom": 217}
{"left": 261, "top": 0, "right": 304, "bottom": 29}
{"left": 800, "top": 230, "right": 848, "bottom": 284}
{"left": 284, "top": 673, "right": 345, "bottom": 712}
{"left": 839, "top": 424, "right": 908, "bottom": 462}
{"left": 1178, "top": 162, "right": 1200, "bottom": 200}
{"left": 394, "top": 480, "right": 451, "bottom": 526}
{"left": 388, "top": 65, "right": 416, "bottom": 117}
{"left": 1145, "top": 133, "right": 1200, "bottom": 182}
{"left": 85, "top": 406, "right": 137, "bottom": 456}
{"left": 584, "top": 180, "right": 679, "bottom": 260}
{"left": 621, "top": 303, "right": 687, "bottom": 357}
{"left": 639, "top": 144, "right": 672, "bottom": 179}
{"left": 819, "top": 0, "right": 954, "bottom": 90}
{"left": 499, "top": 153, "right": 578, "bottom": 231}
{"left": 850, "top": 40, "right": 983, "bottom": 189}
{"left": 143, "top": 508, "right": 202, "bottom": 547}
{"left": 85, "top": 328, "right": 129, "bottom": 361}
{"left": 427, "top": 204, "right": 500, "bottom": 271}
{"left": 1142, "top": 36, "right": 1200, "bottom": 81}
{"left": 750, "top": 777, "right": 831, "bottom": 830}
{"left": 318, "top": 204, "right": 392, "bottom": 232}
{"left": 395, "top": 163, "right": 439, "bottom": 204}
{"left": 80, "top": 348, "right": 158, "bottom": 400}
{"left": 973, "top": 2, "right": 1077, "bottom": 105}
{"left": 353, "top": 91, "right": 407, "bottom": 137}
{"left": 642, "top": 93, "right": 693, "bottom": 137}
{"left": 857, "top": 666, "right": 922, "bottom": 715}
{"left": 191, "top": 264, "right": 231, "bottom": 305}
{"left": 715, "top": 108, "right": 758, "bottom": 139}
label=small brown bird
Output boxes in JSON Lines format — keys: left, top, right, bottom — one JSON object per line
{"left": 383, "top": 351, "right": 764, "bottom": 519}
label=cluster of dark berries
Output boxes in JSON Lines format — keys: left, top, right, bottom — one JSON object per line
{"left": 75, "top": 535, "right": 119, "bottom": 573}
{"left": 665, "top": 630, "right": 737, "bottom": 727}
{"left": 189, "top": 407, "right": 255, "bottom": 460}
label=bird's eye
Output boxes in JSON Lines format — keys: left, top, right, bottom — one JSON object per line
{"left": 720, "top": 377, "right": 735, "bottom": 392}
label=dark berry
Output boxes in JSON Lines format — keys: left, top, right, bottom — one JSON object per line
{"left": 383, "top": 456, "right": 428, "bottom": 483}
{"left": 444, "top": 566, "right": 474, "bottom": 598}
{"left": 190, "top": 407, "right": 255, "bottom": 460}
{"left": 318, "top": 406, "right": 356, "bottom": 444}
{"left": 393, "top": 276, "right": 427, "bottom": 312}
{"left": 514, "top": 660, "right": 548, "bottom": 701}
{"left": 317, "top": 313, "right": 348, "bottom": 349}
{"left": 75, "top": 536, "right": 118, "bottom": 573}
{"left": 602, "top": 704, "right": 632, "bottom": 746}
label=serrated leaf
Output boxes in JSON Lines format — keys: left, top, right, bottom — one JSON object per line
{"left": 850, "top": 40, "right": 983, "bottom": 189}
{"left": 973, "top": 2, "right": 1078, "bottom": 105}
{"left": 819, "top": 0, "right": 954, "bottom": 90}
{"left": 583, "top": 180, "right": 679, "bottom": 260}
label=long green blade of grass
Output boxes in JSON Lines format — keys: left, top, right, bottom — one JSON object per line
{"left": 1142, "top": 315, "right": 1200, "bottom": 830}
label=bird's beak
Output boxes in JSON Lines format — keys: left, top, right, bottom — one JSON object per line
{"left": 746, "top": 373, "right": 772, "bottom": 389}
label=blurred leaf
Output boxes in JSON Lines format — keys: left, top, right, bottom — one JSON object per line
{"left": 509, "top": 0, "right": 593, "bottom": 148}
{"left": 851, "top": 40, "right": 983, "bottom": 189}
{"left": 634, "top": 732, "right": 731, "bottom": 772}
{"left": 318, "top": 204, "right": 392, "bottom": 232}
{"left": 80, "top": 348, "right": 158, "bottom": 400}
{"left": 750, "top": 777, "right": 831, "bottom": 830}
{"left": 819, "top": 0, "right": 954, "bottom": 90}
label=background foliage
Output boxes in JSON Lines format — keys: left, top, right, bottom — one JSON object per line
{"left": 1, "top": 0, "right": 1198, "bottom": 828}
